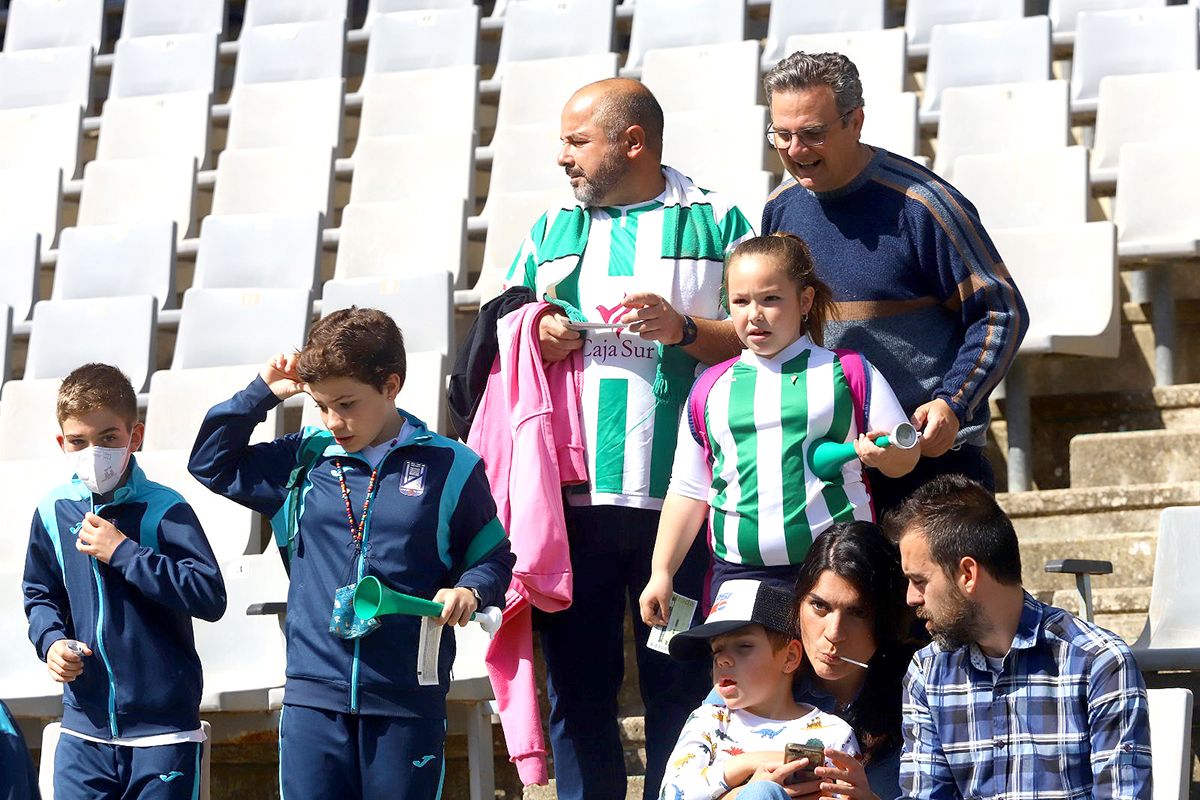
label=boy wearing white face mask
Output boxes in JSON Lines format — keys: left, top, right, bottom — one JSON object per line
{"left": 22, "top": 363, "right": 226, "bottom": 800}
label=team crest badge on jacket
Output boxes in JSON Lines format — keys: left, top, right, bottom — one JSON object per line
{"left": 399, "top": 461, "right": 427, "bottom": 497}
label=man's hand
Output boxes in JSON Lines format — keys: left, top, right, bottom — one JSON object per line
{"left": 261, "top": 352, "right": 305, "bottom": 400}
{"left": 47, "top": 639, "right": 91, "bottom": 683}
{"left": 76, "top": 513, "right": 127, "bottom": 564}
{"left": 434, "top": 587, "right": 478, "bottom": 627}
{"left": 911, "top": 398, "right": 960, "bottom": 457}
{"left": 537, "top": 311, "right": 584, "bottom": 364}
{"left": 619, "top": 292, "right": 685, "bottom": 345}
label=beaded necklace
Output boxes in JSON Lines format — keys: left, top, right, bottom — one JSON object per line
{"left": 334, "top": 460, "right": 379, "bottom": 546}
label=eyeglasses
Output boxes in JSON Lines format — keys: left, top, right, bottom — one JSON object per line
{"left": 766, "top": 108, "right": 858, "bottom": 149}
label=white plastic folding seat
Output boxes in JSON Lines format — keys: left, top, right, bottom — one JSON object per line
{"left": 193, "top": 553, "right": 289, "bottom": 710}
{"left": 904, "top": 0, "right": 1024, "bottom": 56}
{"left": 172, "top": 288, "right": 311, "bottom": 370}
{"left": 473, "top": 189, "right": 576, "bottom": 305}
{"left": 300, "top": 350, "right": 446, "bottom": 433}
{"left": 349, "top": 134, "right": 475, "bottom": 207}
{"left": 625, "top": 0, "right": 743, "bottom": 72}
{"left": 225, "top": 78, "right": 345, "bottom": 153}
{"left": 0, "top": 45, "right": 92, "bottom": 110}
{"left": 193, "top": 212, "right": 321, "bottom": 292}
{"left": 364, "top": 7, "right": 479, "bottom": 74}
{"left": 108, "top": 32, "right": 219, "bottom": 99}
{"left": 357, "top": 66, "right": 478, "bottom": 138}
{"left": 3, "top": 0, "right": 103, "bottom": 53}
{"left": 363, "top": 0, "right": 474, "bottom": 31}
{"left": 991, "top": 222, "right": 1118, "bottom": 358}
{"left": 495, "top": 0, "right": 615, "bottom": 81}
{"left": 1130, "top": 507, "right": 1200, "bottom": 671}
{"left": 933, "top": 80, "right": 1069, "bottom": 179}
{"left": 120, "top": 0, "right": 227, "bottom": 39}
{"left": 1091, "top": 71, "right": 1200, "bottom": 186}
{"left": 0, "top": 165, "right": 61, "bottom": 256}
{"left": 494, "top": 53, "right": 618, "bottom": 129}
{"left": 0, "top": 304, "right": 12, "bottom": 387}
{"left": 96, "top": 92, "right": 212, "bottom": 168}
{"left": 25, "top": 295, "right": 158, "bottom": 391}
{"left": 233, "top": 19, "right": 346, "bottom": 87}
{"left": 1071, "top": 6, "right": 1200, "bottom": 113}
{"left": 0, "top": 380, "right": 64, "bottom": 461}
{"left": 0, "top": 232, "right": 40, "bottom": 322}
{"left": 952, "top": 147, "right": 1089, "bottom": 230}
{"left": 143, "top": 366, "right": 279, "bottom": 451}
{"left": 76, "top": 156, "right": 198, "bottom": 243}
{"left": 663, "top": 107, "right": 769, "bottom": 178}
{"left": 241, "top": 0, "right": 348, "bottom": 30}
{"left": 920, "top": 17, "right": 1051, "bottom": 121}
{"left": 859, "top": 91, "right": 919, "bottom": 158}
{"left": 641, "top": 40, "right": 760, "bottom": 114}
{"left": 52, "top": 222, "right": 177, "bottom": 309}
{"left": 0, "top": 561, "right": 64, "bottom": 716}
{"left": 781, "top": 29, "right": 907, "bottom": 99}
{"left": 323, "top": 271, "right": 454, "bottom": 356}
{"left": 481, "top": 123, "right": 566, "bottom": 217}
{"left": 763, "top": 0, "right": 886, "bottom": 67}
{"left": 335, "top": 199, "right": 468, "bottom": 285}
{"left": 210, "top": 147, "right": 335, "bottom": 221}
{"left": 0, "top": 104, "right": 82, "bottom": 178}
{"left": 1115, "top": 142, "right": 1200, "bottom": 261}
{"left": 1049, "top": 0, "right": 1166, "bottom": 38}
{"left": 683, "top": 169, "right": 772, "bottom": 233}
{"left": 1148, "top": 688, "right": 1195, "bottom": 800}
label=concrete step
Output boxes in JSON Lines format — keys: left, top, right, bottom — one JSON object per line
{"left": 525, "top": 775, "right": 645, "bottom": 800}
{"left": 1020, "top": 531, "right": 1156, "bottom": 594}
{"left": 998, "top": 482, "right": 1200, "bottom": 539}
{"left": 1070, "top": 428, "right": 1200, "bottom": 488}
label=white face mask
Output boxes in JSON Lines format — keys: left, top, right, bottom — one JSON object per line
{"left": 66, "top": 445, "right": 131, "bottom": 495}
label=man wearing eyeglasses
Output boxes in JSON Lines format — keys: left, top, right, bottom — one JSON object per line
{"left": 760, "top": 52, "right": 1028, "bottom": 510}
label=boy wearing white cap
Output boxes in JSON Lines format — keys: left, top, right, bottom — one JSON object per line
{"left": 660, "top": 580, "right": 858, "bottom": 800}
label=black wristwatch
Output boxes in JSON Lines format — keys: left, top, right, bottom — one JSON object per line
{"left": 675, "top": 315, "right": 698, "bottom": 347}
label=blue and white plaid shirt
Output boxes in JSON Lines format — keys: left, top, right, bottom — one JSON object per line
{"left": 900, "top": 593, "right": 1151, "bottom": 800}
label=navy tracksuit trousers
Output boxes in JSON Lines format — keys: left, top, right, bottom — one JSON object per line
{"left": 53, "top": 735, "right": 201, "bottom": 800}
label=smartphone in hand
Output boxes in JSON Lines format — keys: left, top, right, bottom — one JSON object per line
{"left": 783, "top": 742, "right": 824, "bottom": 785}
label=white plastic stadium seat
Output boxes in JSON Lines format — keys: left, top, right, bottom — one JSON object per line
{"left": 1147, "top": 688, "right": 1194, "bottom": 800}
{"left": 781, "top": 29, "right": 907, "bottom": 99}
{"left": 482, "top": 123, "right": 568, "bottom": 217}
{"left": 26, "top": 296, "right": 158, "bottom": 391}
{"left": 364, "top": 0, "right": 475, "bottom": 31}
{"left": 1115, "top": 142, "right": 1200, "bottom": 261}
{"left": 364, "top": 7, "right": 479, "bottom": 74}
{"left": 952, "top": 147, "right": 1089, "bottom": 230}
{"left": 108, "top": 32, "right": 219, "bottom": 99}
{"left": 3, "top": 0, "right": 103, "bottom": 53}
{"left": 0, "top": 563, "right": 64, "bottom": 716}
{"left": 322, "top": 272, "right": 454, "bottom": 356}
{"left": 357, "top": 66, "right": 478, "bottom": 138}
{"left": 76, "top": 156, "right": 198, "bottom": 243}
{"left": 663, "top": 107, "right": 769, "bottom": 178}
{"left": 0, "top": 305, "right": 12, "bottom": 387}
{"left": 1090, "top": 71, "right": 1200, "bottom": 186}
{"left": 0, "top": 104, "right": 82, "bottom": 178}
{"left": 226, "top": 78, "right": 345, "bottom": 153}
{"left": 53, "top": 222, "right": 177, "bottom": 309}
{"left": 335, "top": 199, "right": 468, "bottom": 285}
{"left": 641, "top": 40, "right": 761, "bottom": 114}
{"left": 300, "top": 350, "right": 446, "bottom": 434}
{"left": 920, "top": 16, "right": 1052, "bottom": 121}
{"left": 349, "top": 134, "right": 476, "bottom": 207}
{"left": 1070, "top": 6, "right": 1200, "bottom": 113}
{"left": 684, "top": 169, "right": 773, "bottom": 234}
{"left": 233, "top": 19, "right": 346, "bottom": 86}
{"left": 0, "top": 380, "right": 63, "bottom": 461}
{"left": 143, "top": 365, "right": 280, "bottom": 452}
{"left": 172, "top": 288, "right": 311, "bottom": 370}
{"left": 241, "top": 0, "right": 348, "bottom": 30}
{"left": 96, "top": 92, "right": 213, "bottom": 168}
{"left": 0, "top": 232, "right": 40, "bottom": 322}
{"left": 1049, "top": 0, "right": 1166, "bottom": 38}
{"left": 860, "top": 92, "right": 919, "bottom": 159}
{"left": 933, "top": 80, "right": 1069, "bottom": 180}
{"left": 193, "top": 212, "right": 321, "bottom": 292}
{"left": 211, "top": 147, "right": 335, "bottom": 221}
{"left": 625, "top": 0, "right": 744, "bottom": 72}
{"left": 495, "top": 0, "right": 615, "bottom": 82}
{"left": 991, "top": 222, "right": 1118, "bottom": 358}
{"left": 904, "top": 0, "right": 1024, "bottom": 56}
{"left": 0, "top": 165, "right": 61, "bottom": 257}
{"left": 473, "top": 189, "right": 575, "bottom": 306}
{"left": 494, "top": 54, "right": 618, "bottom": 129}
{"left": 0, "top": 45, "right": 93, "bottom": 110}
{"left": 1131, "top": 507, "right": 1200, "bottom": 671}
{"left": 120, "top": 0, "right": 227, "bottom": 39}
{"left": 763, "top": 0, "right": 887, "bottom": 67}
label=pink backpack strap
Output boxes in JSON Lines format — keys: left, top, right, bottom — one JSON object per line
{"left": 687, "top": 356, "right": 740, "bottom": 466}
{"left": 834, "top": 349, "right": 870, "bottom": 435}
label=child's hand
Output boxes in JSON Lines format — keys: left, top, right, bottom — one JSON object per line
{"left": 434, "top": 587, "right": 478, "bottom": 627}
{"left": 76, "top": 513, "right": 127, "bottom": 564}
{"left": 47, "top": 639, "right": 91, "bottom": 683}
{"left": 639, "top": 571, "right": 674, "bottom": 627}
{"left": 852, "top": 431, "right": 920, "bottom": 479}
{"left": 261, "top": 352, "right": 304, "bottom": 400}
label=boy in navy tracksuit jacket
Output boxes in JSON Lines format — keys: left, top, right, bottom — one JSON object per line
{"left": 22, "top": 364, "right": 226, "bottom": 800}
{"left": 188, "top": 307, "right": 515, "bottom": 800}
{"left": 0, "top": 699, "right": 40, "bottom": 800}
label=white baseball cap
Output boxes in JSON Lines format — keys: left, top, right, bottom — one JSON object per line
{"left": 669, "top": 579, "right": 795, "bottom": 660}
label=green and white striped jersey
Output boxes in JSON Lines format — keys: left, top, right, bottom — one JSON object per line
{"left": 506, "top": 171, "right": 754, "bottom": 509}
{"left": 669, "top": 336, "right": 908, "bottom": 565}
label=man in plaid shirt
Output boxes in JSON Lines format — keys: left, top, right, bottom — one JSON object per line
{"left": 885, "top": 475, "right": 1151, "bottom": 800}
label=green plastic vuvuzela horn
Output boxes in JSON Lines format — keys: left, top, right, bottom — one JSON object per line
{"left": 807, "top": 422, "right": 920, "bottom": 482}
{"left": 352, "top": 576, "right": 503, "bottom": 635}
